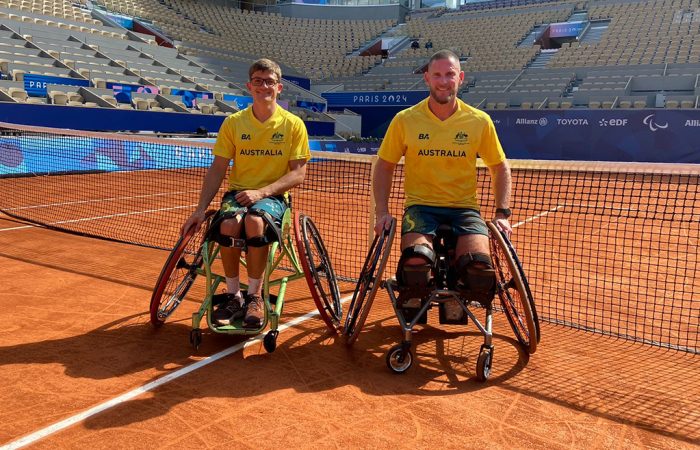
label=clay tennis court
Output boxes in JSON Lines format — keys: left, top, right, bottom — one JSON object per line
{"left": 1, "top": 126, "right": 698, "bottom": 447}
{"left": 1, "top": 210, "right": 699, "bottom": 448}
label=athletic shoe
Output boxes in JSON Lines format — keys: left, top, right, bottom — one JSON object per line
{"left": 243, "top": 295, "right": 264, "bottom": 328}
{"left": 212, "top": 294, "right": 245, "bottom": 325}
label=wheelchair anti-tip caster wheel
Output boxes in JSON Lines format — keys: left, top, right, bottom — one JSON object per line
{"left": 264, "top": 330, "right": 279, "bottom": 353}
{"left": 386, "top": 344, "right": 413, "bottom": 374}
{"left": 475, "top": 345, "right": 493, "bottom": 381}
{"left": 190, "top": 328, "right": 202, "bottom": 350}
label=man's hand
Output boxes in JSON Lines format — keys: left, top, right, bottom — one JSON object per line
{"left": 235, "top": 189, "right": 265, "bottom": 207}
{"left": 374, "top": 212, "right": 394, "bottom": 236}
{"left": 494, "top": 217, "right": 512, "bottom": 238}
{"left": 181, "top": 210, "right": 206, "bottom": 236}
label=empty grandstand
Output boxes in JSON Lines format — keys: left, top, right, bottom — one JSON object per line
{"left": 0, "top": 0, "right": 697, "bottom": 152}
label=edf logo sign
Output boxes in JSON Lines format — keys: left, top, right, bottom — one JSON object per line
{"left": 598, "top": 118, "right": 629, "bottom": 127}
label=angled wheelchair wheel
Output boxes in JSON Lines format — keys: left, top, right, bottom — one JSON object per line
{"left": 502, "top": 230, "right": 541, "bottom": 344}
{"left": 150, "top": 210, "right": 215, "bottom": 327}
{"left": 343, "top": 218, "right": 396, "bottom": 345}
{"left": 487, "top": 221, "right": 538, "bottom": 354}
{"left": 294, "top": 212, "right": 342, "bottom": 333}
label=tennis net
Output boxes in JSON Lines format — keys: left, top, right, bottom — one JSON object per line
{"left": 1, "top": 122, "right": 698, "bottom": 353}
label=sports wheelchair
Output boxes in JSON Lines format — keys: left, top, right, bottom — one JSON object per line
{"left": 342, "top": 218, "right": 539, "bottom": 381}
{"left": 149, "top": 205, "right": 343, "bottom": 352}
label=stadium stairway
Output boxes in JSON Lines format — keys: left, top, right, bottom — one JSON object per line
{"left": 349, "top": 22, "right": 409, "bottom": 57}
{"left": 527, "top": 49, "right": 558, "bottom": 69}
{"left": 579, "top": 20, "right": 610, "bottom": 43}
{"left": 518, "top": 24, "right": 547, "bottom": 48}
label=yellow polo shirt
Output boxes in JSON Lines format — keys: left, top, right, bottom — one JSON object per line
{"left": 213, "top": 106, "right": 310, "bottom": 191}
{"left": 378, "top": 98, "right": 505, "bottom": 210}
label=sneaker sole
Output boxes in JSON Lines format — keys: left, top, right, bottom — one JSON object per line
{"left": 213, "top": 311, "right": 246, "bottom": 326}
{"left": 243, "top": 317, "right": 262, "bottom": 328}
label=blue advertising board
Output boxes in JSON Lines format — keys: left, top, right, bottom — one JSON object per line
{"left": 106, "top": 82, "right": 159, "bottom": 103}
{"left": 222, "top": 94, "right": 253, "bottom": 110}
{"left": 0, "top": 135, "right": 213, "bottom": 176}
{"left": 283, "top": 75, "right": 311, "bottom": 91}
{"left": 24, "top": 74, "right": 90, "bottom": 97}
{"left": 106, "top": 13, "right": 134, "bottom": 29}
{"left": 322, "top": 91, "right": 429, "bottom": 107}
{"left": 548, "top": 21, "right": 586, "bottom": 38}
{"left": 170, "top": 89, "right": 214, "bottom": 108}
{"left": 488, "top": 109, "right": 700, "bottom": 163}
{"left": 297, "top": 100, "right": 326, "bottom": 113}
{"left": 309, "top": 140, "right": 380, "bottom": 154}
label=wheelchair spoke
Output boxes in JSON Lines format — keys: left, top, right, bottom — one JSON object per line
{"left": 150, "top": 211, "right": 215, "bottom": 327}
{"left": 295, "top": 213, "right": 343, "bottom": 333}
{"left": 488, "top": 221, "right": 538, "bottom": 354}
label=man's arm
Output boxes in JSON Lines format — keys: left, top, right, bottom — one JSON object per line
{"left": 373, "top": 157, "right": 396, "bottom": 235}
{"left": 488, "top": 160, "right": 512, "bottom": 234}
{"left": 181, "top": 155, "right": 230, "bottom": 234}
{"left": 234, "top": 158, "right": 308, "bottom": 207}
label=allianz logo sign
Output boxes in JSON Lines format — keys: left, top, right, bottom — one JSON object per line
{"left": 515, "top": 117, "right": 589, "bottom": 126}
{"left": 685, "top": 119, "right": 700, "bottom": 127}
{"left": 515, "top": 117, "right": 549, "bottom": 126}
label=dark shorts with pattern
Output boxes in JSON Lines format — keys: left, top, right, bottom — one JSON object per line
{"left": 220, "top": 190, "right": 287, "bottom": 242}
{"left": 401, "top": 205, "right": 488, "bottom": 237}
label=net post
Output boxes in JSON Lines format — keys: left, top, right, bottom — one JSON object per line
{"left": 369, "top": 155, "right": 378, "bottom": 247}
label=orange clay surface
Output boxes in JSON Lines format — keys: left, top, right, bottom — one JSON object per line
{"left": 0, "top": 214, "right": 698, "bottom": 449}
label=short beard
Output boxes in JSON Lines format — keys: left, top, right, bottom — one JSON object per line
{"left": 430, "top": 89, "right": 455, "bottom": 105}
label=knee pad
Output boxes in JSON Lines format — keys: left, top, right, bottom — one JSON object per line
{"left": 456, "top": 252, "right": 496, "bottom": 305}
{"left": 246, "top": 234, "right": 270, "bottom": 248}
{"left": 396, "top": 244, "right": 435, "bottom": 291}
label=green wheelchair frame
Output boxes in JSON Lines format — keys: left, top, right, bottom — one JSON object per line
{"left": 150, "top": 208, "right": 342, "bottom": 352}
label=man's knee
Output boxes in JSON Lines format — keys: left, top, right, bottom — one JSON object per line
{"left": 456, "top": 252, "right": 496, "bottom": 304}
{"left": 214, "top": 218, "right": 245, "bottom": 248}
{"left": 244, "top": 213, "right": 265, "bottom": 230}
{"left": 219, "top": 218, "right": 242, "bottom": 236}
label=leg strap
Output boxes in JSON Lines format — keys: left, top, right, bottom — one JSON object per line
{"left": 209, "top": 209, "right": 247, "bottom": 248}
{"left": 247, "top": 208, "right": 283, "bottom": 246}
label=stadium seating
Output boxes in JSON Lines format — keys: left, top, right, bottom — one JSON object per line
{"left": 0, "top": 0, "right": 699, "bottom": 116}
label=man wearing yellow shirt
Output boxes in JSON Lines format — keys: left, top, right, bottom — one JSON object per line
{"left": 181, "top": 58, "right": 310, "bottom": 328}
{"left": 373, "top": 49, "right": 512, "bottom": 307}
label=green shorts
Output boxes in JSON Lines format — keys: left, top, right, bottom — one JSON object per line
{"left": 401, "top": 205, "right": 488, "bottom": 237}
{"left": 220, "top": 190, "right": 287, "bottom": 242}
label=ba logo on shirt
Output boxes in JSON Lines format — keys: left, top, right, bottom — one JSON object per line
{"left": 418, "top": 133, "right": 430, "bottom": 140}
{"left": 241, "top": 134, "right": 251, "bottom": 140}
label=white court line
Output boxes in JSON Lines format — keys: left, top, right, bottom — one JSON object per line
{"left": 5, "top": 190, "right": 200, "bottom": 212}
{"left": 512, "top": 205, "right": 564, "bottom": 228}
{"left": 0, "top": 205, "right": 197, "bottom": 233}
{"left": 1, "top": 294, "right": 353, "bottom": 450}
{"left": 0, "top": 224, "right": 36, "bottom": 232}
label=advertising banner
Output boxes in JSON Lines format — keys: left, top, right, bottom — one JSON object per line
{"left": 222, "top": 94, "right": 253, "bottom": 110}
{"left": 106, "top": 83, "right": 159, "bottom": 103}
{"left": 322, "top": 90, "right": 429, "bottom": 107}
{"left": 283, "top": 75, "right": 311, "bottom": 91}
{"left": 24, "top": 74, "right": 90, "bottom": 97}
{"left": 169, "top": 89, "right": 213, "bottom": 108}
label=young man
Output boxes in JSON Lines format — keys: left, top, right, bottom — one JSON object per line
{"left": 373, "top": 49, "right": 512, "bottom": 306}
{"left": 181, "top": 58, "right": 310, "bottom": 328}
